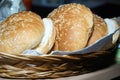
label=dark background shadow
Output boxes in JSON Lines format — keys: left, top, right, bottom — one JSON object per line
{"left": 31, "top": 2, "right": 120, "bottom": 18}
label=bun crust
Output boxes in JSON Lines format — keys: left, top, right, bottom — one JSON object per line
{"left": 87, "top": 14, "right": 108, "bottom": 46}
{"left": 0, "top": 11, "right": 44, "bottom": 54}
{"left": 48, "top": 3, "right": 93, "bottom": 51}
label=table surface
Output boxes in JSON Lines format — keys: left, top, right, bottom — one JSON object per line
{"left": 0, "top": 64, "right": 120, "bottom": 80}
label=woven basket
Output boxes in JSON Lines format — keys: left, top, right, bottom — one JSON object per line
{"left": 0, "top": 45, "right": 117, "bottom": 79}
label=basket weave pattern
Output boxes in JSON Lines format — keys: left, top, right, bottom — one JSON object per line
{"left": 0, "top": 47, "right": 116, "bottom": 79}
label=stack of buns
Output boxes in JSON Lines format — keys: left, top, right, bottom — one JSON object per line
{"left": 0, "top": 3, "right": 119, "bottom": 55}
{"left": 48, "top": 3, "right": 109, "bottom": 51}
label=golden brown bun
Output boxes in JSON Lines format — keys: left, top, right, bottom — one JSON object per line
{"left": 48, "top": 3, "right": 93, "bottom": 51}
{"left": 87, "top": 14, "right": 108, "bottom": 46}
{"left": 0, "top": 11, "right": 44, "bottom": 54}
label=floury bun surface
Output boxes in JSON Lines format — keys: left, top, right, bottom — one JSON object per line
{"left": 48, "top": 3, "right": 94, "bottom": 51}
{"left": 0, "top": 11, "right": 56, "bottom": 55}
{"left": 48, "top": 3, "right": 119, "bottom": 52}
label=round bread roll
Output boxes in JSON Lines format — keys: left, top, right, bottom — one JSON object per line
{"left": 0, "top": 11, "right": 44, "bottom": 54}
{"left": 87, "top": 14, "right": 108, "bottom": 46}
{"left": 0, "top": 11, "right": 56, "bottom": 55}
{"left": 48, "top": 3, "right": 93, "bottom": 51}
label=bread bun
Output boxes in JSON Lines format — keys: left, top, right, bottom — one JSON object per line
{"left": 0, "top": 11, "right": 56, "bottom": 55}
{"left": 87, "top": 14, "right": 108, "bottom": 46}
{"left": 48, "top": 3, "right": 93, "bottom": 51}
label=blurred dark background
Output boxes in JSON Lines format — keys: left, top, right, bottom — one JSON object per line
{"left": 0, "top": 0, "right": 120, "bottom": 18}
{"left": 24, "top": 0, "right": 120, "bottom": 18}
